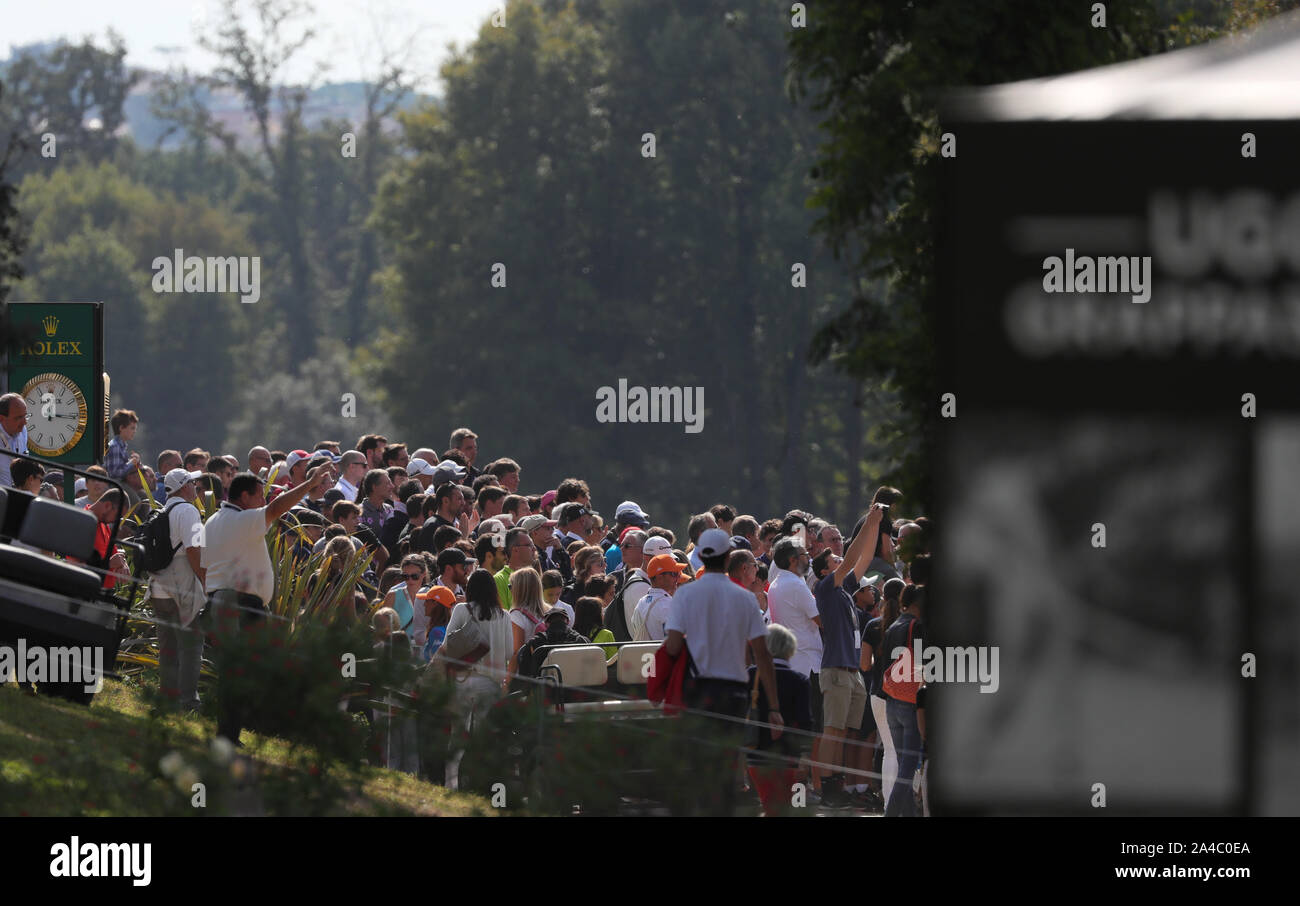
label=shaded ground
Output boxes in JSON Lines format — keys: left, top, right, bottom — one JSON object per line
{"left": 0, "top": 678, "right": 496, "bottom": 817}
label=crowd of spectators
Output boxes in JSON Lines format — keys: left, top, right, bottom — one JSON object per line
{"left": 0, "top": 414, "right": 932, "bottom": 815}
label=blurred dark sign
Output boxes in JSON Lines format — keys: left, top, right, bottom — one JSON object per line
{"left": 930, "top": 119, "right": 1280, "bottom": 815}
{"left": 938, "top": 121, "right": 1300, "bottom": 413}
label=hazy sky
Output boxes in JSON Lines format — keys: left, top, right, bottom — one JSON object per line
{"left": 4, "top": 0, "right": 506, "bottom": 85}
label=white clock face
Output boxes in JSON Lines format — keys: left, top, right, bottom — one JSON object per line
{"left": 22, "top": 372, "right": 88, "bottom": 457}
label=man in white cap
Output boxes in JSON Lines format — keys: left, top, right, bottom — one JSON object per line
{"left": 665, "top": 527, "right": 782, "bottom": 814}
{"left": 518, "top": 512, "right": 556, "bottom": 561}
{"left": 604, "top": 500, "right": 651, "bottom": 571}
{"left": 405, "top": 455, "right": 438, "bottom": 490}
{"left": 279, "top": 449, "right": 312, "bottom": 488}
{"left": 150, "top": 468, "right": 207, "bottom": 712}
{"left": 300, "top": 452, "right": 336, "bottom": 513}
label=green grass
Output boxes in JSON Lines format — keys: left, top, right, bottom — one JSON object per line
{"left": 0, "top": 677, "right": 496, "bottom": 817}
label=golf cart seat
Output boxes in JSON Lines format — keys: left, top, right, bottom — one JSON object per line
{"left": 0, "top": 489, "right": 103, "bottom": 600}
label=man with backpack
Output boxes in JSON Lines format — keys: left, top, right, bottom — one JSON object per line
{"left": 630, "top": 553, "right": 686, "bottom": 641}
{"left": 147, "top": 469, "right": 207, "bottom": 712}
{"left": 606, "top": 529, "right": 650, "bottom": 641}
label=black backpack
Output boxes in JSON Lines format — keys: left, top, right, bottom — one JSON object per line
{"left": 140, "top": 499, "right": 184, "bottom": 573}
{"left": 605, "top": 569, "right": 648, "bottom": 643}
{"left": 513, "top": 625, "right": 590, "bottom": 691}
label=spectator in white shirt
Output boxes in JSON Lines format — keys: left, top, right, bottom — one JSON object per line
{"left": 766, "top": 538, "right": 823, "bottom": 679}
{"left": 0, "top": 393, "right": 30, "bottom": 488}
{"left": 150, "top": 469, "right": 207, "bottom": 711}
{"left": 767, "top": 536, "right": 826, "bottom": 795}
{"left": 203, "top": 464, "right": 329, "bottom": 745}
{"left": 664, "top": 529, "right": 782, "bottom": 815}
{"left": 334, "top": 449, "right": 367, "bottom": 502}
{"left": 685, "top": 512, "right": 718, "bottom": 573}
{"left": 631, "top": 553, "right": 686, "bottom": 640}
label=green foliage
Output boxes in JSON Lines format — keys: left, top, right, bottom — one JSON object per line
{"left": 370, "top": 0, "right": 881, "bottom": 526}
{"left": 785, "top": 0, "right": 1250, "bottom": 508}
{"left": 5, "top": 0, "right": 913, "bottom": 528}
{"left": 0, "top": 142, "right": 24, "bottom": 309}
{"left": 13, "top": 161, "right": 255, "bottom": 452}
{"left": 0, "top": 32, "right": 138, "bottom": 178}
{"left": 223, "top": 341, "right": 399, "bottom": 457}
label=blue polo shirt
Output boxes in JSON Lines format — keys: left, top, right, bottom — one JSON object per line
{"left": 814, "top": 570, "right": 859, "bottom": 670}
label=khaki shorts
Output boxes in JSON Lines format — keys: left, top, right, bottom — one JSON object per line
{"left": 820, "top": 667, "right": 867, "bottom": 730}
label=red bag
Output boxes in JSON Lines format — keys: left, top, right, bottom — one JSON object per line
{"left": 646, "top": 642, "right": 694, "bottom": 715}
{"left": 882, "top": 617, "right": 920, "bottom": 704}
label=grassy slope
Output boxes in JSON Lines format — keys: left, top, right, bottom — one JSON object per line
{"left": 0, "top": 678, "right": 495, "bottom": 817}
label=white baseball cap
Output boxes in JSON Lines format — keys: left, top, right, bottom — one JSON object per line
{"left": 406, "top": 457, "right": 436, "bottom": 477}
{"left": 164, "top": 468, "right": 203, "bottom": 493}
{"left": 642, "top": 536, "right": 672, "bottom": 557}
{"left": 696, "top": 528, "right": 735, "bottom": 559}
{"left": 615, "top": 500, "right": 650, "bottom": 525}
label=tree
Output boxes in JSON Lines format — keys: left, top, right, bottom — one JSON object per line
{"left": 0, "top": 85, "right": 24, "bottom": 310}
{"left": 341, "top": 19, "right": 425, "bottom": 344}
{"left": 785, "top": 0, "right": 1197, "bottom": 510}
{"left": 369, "top": 0, "right": 868, "bottom": 529}
{"left": 0, "top": 33, "right": 139, "bottom": 178}
{"left": 14, "top": 162, "right": 256, "bottom": 452}
{"left": 153, "top": 0, "right": 324, "bottom": 365}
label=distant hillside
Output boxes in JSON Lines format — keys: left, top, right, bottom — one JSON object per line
{"left": 2, "top": 42, "right": 434, "bottom": 150}
{"left": 123, "top": 72, "right": 435, "bottom": 150}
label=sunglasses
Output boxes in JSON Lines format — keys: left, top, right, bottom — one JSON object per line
{"left": 403, "top": 572, "right": 423, "bottom": 581}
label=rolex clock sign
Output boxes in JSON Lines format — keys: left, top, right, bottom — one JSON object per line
{"left": 4, "top": 302, "right": 105, "bottom": 465}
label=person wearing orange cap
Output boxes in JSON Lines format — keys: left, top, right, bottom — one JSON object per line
{"left": 630, "top": 553, "right": 687, "bottom": 641}
{"left": 418, "top": 585, "right": 458, "bottom": 661}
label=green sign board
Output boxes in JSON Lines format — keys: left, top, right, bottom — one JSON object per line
{"left": 4, "top": 302, "right": 105, "bottom": 467}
